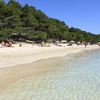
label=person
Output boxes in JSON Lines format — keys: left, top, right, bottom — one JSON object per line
{"left": 84, "top": 42, "right": 87, "bottom": 48}
{"left": 9, "top": 41, "right": 12, "bottom": 47}
{"left": 0, "top": 42, "right": 2, "bottom": 48}
{"left": 98, "top": 44, "right": 100, "bottom": 47}
{"left": 1, "top": 41, "right": 6, "bottom": 47}
{"left": 19, "top": 44, "right": 22, "bottom": 47}
{"left": 32, "top": 42, "right": 34, "bottom": 47}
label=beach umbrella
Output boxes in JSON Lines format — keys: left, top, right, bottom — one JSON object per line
{"left": 70, "top": 40, "right": 75, "bottom": 43}
{"left": 60, "top": 40, "right": 67, "bottom": 43}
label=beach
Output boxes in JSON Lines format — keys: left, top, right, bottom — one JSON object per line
{"left": 0, "top": 44, "right": 99, "bottom": 89}
{"left": 0, "top": 44, "right": 99, "bottom": 68}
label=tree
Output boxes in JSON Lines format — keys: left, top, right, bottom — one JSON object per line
{"left": 21, "top": 4, "right": 38, "bottom": 30}
{"left": 0, "top": 0, "right": 99, "bottom": 43}
{"left": 0, "top": 0, "right": 6, "bottom": 29}
{"left": 0, "top": 0, "right": 4, "bottom": 3}
{"left": 5, "top": 0, "right": 22, "bottom": 30}
{"left": 38, "top": 31, "right": 47, "bottom": 40}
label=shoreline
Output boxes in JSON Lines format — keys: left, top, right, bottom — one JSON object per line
{"left": 0, "top": 45, "right": 99, "bottom": 68}
{"left": 0, "top": 45, "right": 99, "bottom": 89}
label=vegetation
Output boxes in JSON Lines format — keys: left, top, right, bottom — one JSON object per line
{"left": 0, "top": 0, "right": 100, "bottom": 43}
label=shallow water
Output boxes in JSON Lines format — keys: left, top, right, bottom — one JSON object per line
{"left": 0, "top": 49, "right": 100, "bottom": 100}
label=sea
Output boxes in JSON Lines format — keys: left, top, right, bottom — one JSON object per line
{"left": 0, "top": 49, "right": 100, "bottom": 100}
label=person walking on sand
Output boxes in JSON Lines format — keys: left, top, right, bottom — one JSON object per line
{"left": 19, "top": 43, "right": 22, "bottom": 47}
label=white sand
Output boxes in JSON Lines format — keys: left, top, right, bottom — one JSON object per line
{"left": 0, "top": 44, "right": 99, "bottom": 68}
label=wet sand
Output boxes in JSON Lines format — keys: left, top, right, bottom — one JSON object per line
{"left": 0, "top": 57, "right": 65, "bottom": 89}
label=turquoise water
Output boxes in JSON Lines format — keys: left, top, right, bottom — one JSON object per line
{"left": 0, "top": 49, "right": 100, "bottom": 100}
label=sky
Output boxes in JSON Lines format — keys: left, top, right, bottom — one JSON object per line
{"left": 5, "top": 0, "right": 100, "bottom": 34}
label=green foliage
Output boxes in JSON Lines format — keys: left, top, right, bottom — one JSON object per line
{"left": 37, "top": 31, "right": 47, "bottom": 40}
{"left": 0, "top": 0, "right": 100, "bottom": 43}
{"left": 0, "top": 0, "right": 4, "bottom": 3}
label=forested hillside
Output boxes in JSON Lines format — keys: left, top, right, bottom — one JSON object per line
{"left": 0, "top": 0, "right": 100, "bottom": 43}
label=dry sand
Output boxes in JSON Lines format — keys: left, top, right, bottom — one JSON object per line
{"left": 0, "top": 44, "right": 99, "bottom": 89}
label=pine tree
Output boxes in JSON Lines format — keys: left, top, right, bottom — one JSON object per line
{"left": 0, "top": 0, "right": 6, "bottom": 29}
{"left": 0, "top": 0, "right": 4, "bottom": 3}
